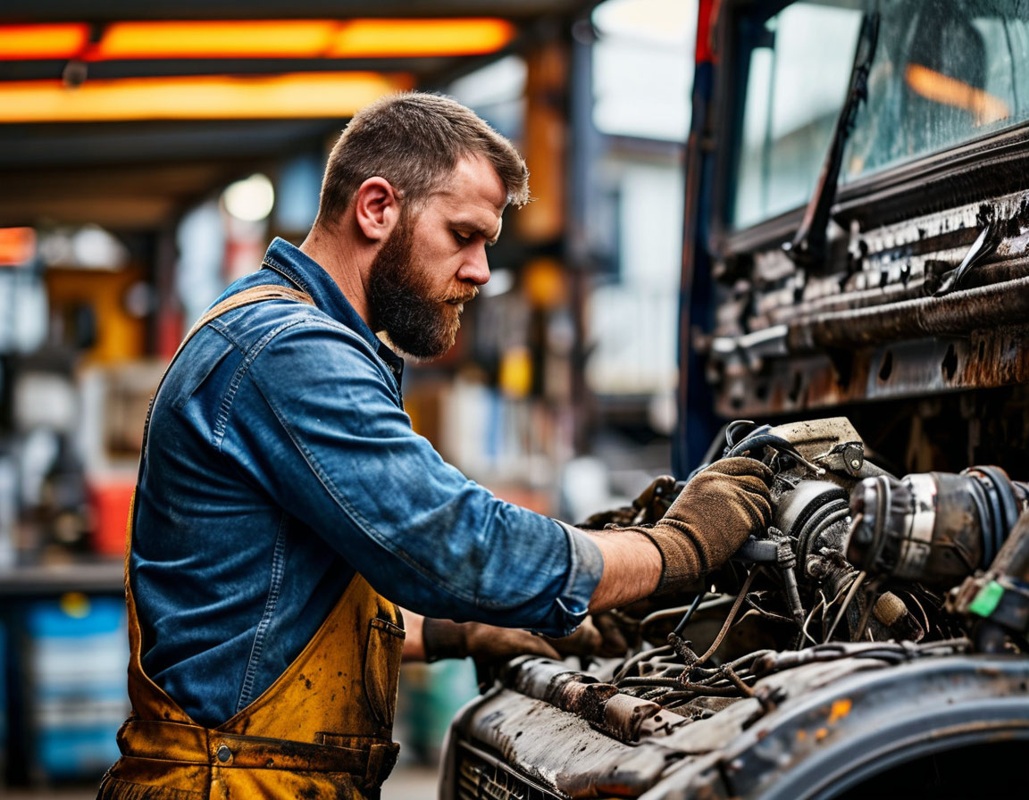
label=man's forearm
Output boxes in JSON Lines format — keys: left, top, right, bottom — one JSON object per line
{"left": 584, "top": 529, "right": 662, "bottom": 611}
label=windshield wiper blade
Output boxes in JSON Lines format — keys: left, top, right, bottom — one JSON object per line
{"left": 784, "top": 10, "right": 880, "bottom": 269}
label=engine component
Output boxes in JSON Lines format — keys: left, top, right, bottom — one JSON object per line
{"left": 845, "top": 467, "right": 1029, "bottom": 585}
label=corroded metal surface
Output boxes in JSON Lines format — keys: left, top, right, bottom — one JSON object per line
{"left": 449, "top": 647, "right": 1029, "bottom": 799}
{"left": 456, "top": 687, "right": 678, "bottom": 798}
{"left": 707, "top": 186, "right": 1029, "bottom": 418}
{"left": 784, "top": 276, "right": 1029, "bottom": 352}
{"left": 712, "top": 328, "right": 1029, "bottom": 419}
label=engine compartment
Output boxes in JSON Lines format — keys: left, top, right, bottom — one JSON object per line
{"left": 442, "top": 416, "right": 1029, "bottom": 799}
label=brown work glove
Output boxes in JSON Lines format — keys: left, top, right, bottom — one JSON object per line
{"left": 422, "top": 618, "right": 561, "bottom": 665}
{"left": 625, "top": 457, "right": 774, "bottom": 594}
{"left": 422, "top": 617, "right": 621, "bottom": 665}
{"left": 545, "top": 615, "right": 628, "bottom": 659}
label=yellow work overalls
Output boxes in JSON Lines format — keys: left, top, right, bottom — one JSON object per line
{"left": 97, "top": 286, "right": 405, "bottom": 800}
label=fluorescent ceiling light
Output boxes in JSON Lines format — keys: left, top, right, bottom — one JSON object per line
{"left": 0, "top": 19, "right": 516, "bottom": 61}
{"left": 0, "top": 72, "right": 414, "bottom": 123}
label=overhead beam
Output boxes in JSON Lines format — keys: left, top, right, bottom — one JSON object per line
{"left": 0, "top": 162, "right": 269, "bottom": 230}
{"left": 0, "top": 1, "right": 596, "bottom": 23}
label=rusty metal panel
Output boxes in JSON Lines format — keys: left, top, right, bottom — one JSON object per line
{"left": 707, "top": 186, "right": 1029, "bottom": 418}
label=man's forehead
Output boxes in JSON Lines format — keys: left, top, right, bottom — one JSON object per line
{"left": 444, "top": 154, "right": 509, "bottom": 206}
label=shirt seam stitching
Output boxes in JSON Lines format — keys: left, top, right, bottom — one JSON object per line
{"left": 236, "top": 518, "right": 288, "bottom": 712}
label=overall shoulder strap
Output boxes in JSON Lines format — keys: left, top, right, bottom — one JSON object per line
{"left": 143, "top": 284, "right": 314, "bottom": 447}
{"left": 172, "top": 284, "right": 315, "bottom": 363}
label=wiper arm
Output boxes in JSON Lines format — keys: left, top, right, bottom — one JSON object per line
{"left": 784, "top": 10, "right": 880, "bottom": 269}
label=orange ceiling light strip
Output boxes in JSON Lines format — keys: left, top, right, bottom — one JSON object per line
{"left": 99, "top": 21, "right": 337, "bottom": 59}
{"left": 0, "top": 19, "right": 516, "bottom": 62}
{"left": 0, "top": 72, "right": 414, "bottom": 123}
{"left": 327, "top": 19, "right": 515, "bottom": 57}
{"left": 0, "top": 23, "right": 90, "bottom": 60}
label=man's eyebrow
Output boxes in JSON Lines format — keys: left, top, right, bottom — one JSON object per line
{"left": 455, "top": 216, "right": 502, "bottom": 244}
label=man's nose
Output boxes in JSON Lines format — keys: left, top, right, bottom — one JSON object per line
{"left": 458, "top": 245, "right": 490, "bottom": 286}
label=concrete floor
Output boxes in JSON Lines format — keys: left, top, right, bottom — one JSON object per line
{"left": 384, "top": 762, "right": 440, "bottom": 800}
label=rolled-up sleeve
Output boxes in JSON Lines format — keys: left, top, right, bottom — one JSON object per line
{"left": 550, "top": 520, "right": 604, "bottom": 634}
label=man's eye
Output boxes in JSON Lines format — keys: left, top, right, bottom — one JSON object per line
{"left": 454, "top": 231, "right": 472, "bottom": 245}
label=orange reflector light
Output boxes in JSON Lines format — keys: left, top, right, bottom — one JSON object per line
{"left": 0, "top": 227, "right": 37, "bottom": 267}
{"left": 0, "top": 23, "right": 90, "bottom": 60}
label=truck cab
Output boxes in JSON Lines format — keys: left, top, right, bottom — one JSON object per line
{"left": 440, "top": 2, "right": 1029, "bottom": 797}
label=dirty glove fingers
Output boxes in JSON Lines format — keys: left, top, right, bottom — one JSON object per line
{"left": 423, "top": 618, "right": 561, "bottom": 664}
{"left": 638, "top": 457, "right": 773, "bottom": 592}
{"left": 422, "top": 617, "right": 470, "bottom": 662}
{"left": 675, "top": 468, "right": 773, "bottom": 533}
{"left": 464, "top": 624, "right": 561, "bottom": 664}
{"left": 668, "top": 457, "right": 774, "bottom": 544}
{"left": 543, "top": 616, "right": 603, "bottom": 657}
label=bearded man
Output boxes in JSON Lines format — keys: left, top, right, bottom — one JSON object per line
{"left": 98, "top": 91, "right": 772, "bottom": 799}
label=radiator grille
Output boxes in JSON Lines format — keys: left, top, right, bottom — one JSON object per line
{"left": 454, "top": 742, "right": 565, "bottom": 800}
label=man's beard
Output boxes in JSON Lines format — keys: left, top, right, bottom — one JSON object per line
{"left": 366, "top": 216, "right": 476, "bottom": 360}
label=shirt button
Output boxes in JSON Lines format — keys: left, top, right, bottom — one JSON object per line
{"left": 216, "top": 744, "right": 232, "bottom": 763}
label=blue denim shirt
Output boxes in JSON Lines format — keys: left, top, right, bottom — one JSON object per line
{"left": 130, "top": 237, "right": 603, "bottom": 727}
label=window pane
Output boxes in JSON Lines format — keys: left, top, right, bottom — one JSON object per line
{"left": 846, "top": 3, "right": 1029, "bottom": 178}
{"left": 734, "top": 3, "right": 862, "bottom": 229}
{"left": 731, "top": 1, "right": 1029, "bottom": 231}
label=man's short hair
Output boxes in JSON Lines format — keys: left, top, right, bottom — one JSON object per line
{"left": 315, "top": 91, "right": 530, "bottom": 226}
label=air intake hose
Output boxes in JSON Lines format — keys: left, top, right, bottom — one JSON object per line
{"left": 845, "top": 466, "right": 1029, "bottom": 585}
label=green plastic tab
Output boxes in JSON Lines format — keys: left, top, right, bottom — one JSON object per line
{"left": 968, "top": 580, "right": 1005, "bottom": 618}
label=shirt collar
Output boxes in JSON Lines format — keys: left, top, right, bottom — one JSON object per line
{"left": 259, "top": 236, "right": 405, "bottom": 387}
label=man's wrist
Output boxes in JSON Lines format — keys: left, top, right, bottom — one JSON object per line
{"left": 584, "top": 528, "right": 663, "bottom": 610}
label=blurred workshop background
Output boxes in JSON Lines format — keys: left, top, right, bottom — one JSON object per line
{"left": 0, "top": 0, "right": 694, "bottom": 793}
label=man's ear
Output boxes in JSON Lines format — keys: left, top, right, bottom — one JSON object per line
{"left": 354, "top": 177, "right": 400, "bottom": 243}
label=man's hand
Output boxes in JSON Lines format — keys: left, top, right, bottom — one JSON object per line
{"left": 626, "top": 457, "right": 773, "bottom": 593}
{"left": 420, "top": 616, "right": 626, "bottom": 665}
{"left": 422, "top": 618, "right": 561, "bottom": 664}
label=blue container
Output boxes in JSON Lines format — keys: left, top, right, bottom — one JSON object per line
{"left": 24, "top": 593, "right": 129, "bottom": 782}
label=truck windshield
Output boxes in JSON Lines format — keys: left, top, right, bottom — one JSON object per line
{"left": 732, "top": 0, "right": 1029, "bottom": 230}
